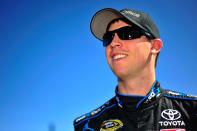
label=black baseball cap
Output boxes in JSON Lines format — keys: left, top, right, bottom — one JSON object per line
{"left": 90, "top": 8, "right": 160, "bottom": 41}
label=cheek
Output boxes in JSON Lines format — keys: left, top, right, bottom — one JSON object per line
{"left": 137, "top": 44, "right": 151, "bottom": 60}
{"left": 105, "top": 47, "right": 111, "bottom": 62}
{"left": 128, "top": 42, "right": 151, "bottom": 61}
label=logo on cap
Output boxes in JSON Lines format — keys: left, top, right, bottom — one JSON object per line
{"left": 121, "top": 10, "right": 140, "bottom": 17}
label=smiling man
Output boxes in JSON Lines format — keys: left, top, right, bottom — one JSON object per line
{"left": 74, "top": 8, "right": 197, "bottom": 131}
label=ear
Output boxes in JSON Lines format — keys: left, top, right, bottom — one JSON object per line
{"left": 150, "top": 39, "right": 163, "bottom": 54}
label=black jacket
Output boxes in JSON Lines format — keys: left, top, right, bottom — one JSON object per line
{"left": 74, "top": 81, "right": 197, "bottom": 131}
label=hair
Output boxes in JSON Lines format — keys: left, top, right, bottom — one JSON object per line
{"left": 105, "top": 17, "right": 160, "bottom": 68}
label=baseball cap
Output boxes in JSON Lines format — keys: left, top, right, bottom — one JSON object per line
{"left": 90, "top": 8, "right": 160, "bottom": 41}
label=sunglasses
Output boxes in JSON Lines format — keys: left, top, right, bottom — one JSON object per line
{"left": 103, "top": 26, "right": 154, "bottom": 47}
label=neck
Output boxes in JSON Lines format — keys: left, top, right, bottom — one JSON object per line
{"left": 117, "top": 69, "right": 156, "bottom": 96}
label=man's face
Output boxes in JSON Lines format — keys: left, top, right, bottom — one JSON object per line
{"left": 105, "top": 20, "right": 153, "bottom": 79}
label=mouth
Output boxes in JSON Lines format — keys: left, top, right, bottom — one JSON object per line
{"left": 111, "top": 53, "right": 128, "bottom": 61}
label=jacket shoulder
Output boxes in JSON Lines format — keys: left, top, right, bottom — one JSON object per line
{"left": 163, "top": 89, "right": 197, "bottom": 101}
{"left": 73, "top": 97, "right": 116, "bottom": 127}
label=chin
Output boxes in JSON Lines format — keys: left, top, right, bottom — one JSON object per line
{"left": 113, "top": 70, "right": 128, "bottom": 78}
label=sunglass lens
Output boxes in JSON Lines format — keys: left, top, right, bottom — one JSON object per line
{"left": 118, "top": 27, "right": 141, "bottom": 40}
{"left": 103, "top": 32, "right": 114, "bottom": 47}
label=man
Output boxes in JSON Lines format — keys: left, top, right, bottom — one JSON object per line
{"left": 74, "top": 8, "right": 197, "bottom": 131}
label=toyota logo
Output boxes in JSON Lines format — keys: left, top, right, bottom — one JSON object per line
{"left": 161, "top": 109, "right": 181, "bottom": 120}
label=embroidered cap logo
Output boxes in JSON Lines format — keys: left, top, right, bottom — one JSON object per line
{"left": 122, "top": 10, "right": 140, "bottom": 17}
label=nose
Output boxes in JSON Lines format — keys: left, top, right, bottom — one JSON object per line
{"left": 110, "top": 33, "right": 122, "bottom": 48}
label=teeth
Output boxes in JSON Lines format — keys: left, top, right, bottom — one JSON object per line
{"left": 113, "top": 54, "right": 127, "bottom": 60}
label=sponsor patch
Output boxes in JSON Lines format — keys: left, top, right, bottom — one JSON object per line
{"left": 159, "top": 109, "right": 185, "bottom": 127}
{"left": 75, "top": 101, "right": 110, "bottom": 124}
{"left": 100, "top": 119, "right": 123, "bottom": 131}
{"left": 161, "top": 109, "right": 181, "bottom": 121}
{"left": 160, "top": 129, "right": 185, "bottom": 131}
{"left": 75, "top": 114, "right": 89, "bottom": 123}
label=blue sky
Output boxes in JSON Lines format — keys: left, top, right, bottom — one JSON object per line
{"left": 1, "top": 0, "right": 197, "bottom": 131}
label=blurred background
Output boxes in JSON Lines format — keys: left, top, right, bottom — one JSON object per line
{"left": 1, "top": 0, "right": 197, "bottom": 131}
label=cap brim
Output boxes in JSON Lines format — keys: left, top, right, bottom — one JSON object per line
{"left": 90, "top": 8, "right": 124, "bottom": 41}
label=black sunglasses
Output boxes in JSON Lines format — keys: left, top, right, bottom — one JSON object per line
{"left": 103, "top": 26, "right": 154, "bottom": 47}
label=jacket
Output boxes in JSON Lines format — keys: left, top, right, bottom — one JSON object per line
{"left": 73, "top": 81, "right": 197, "bottom": 131}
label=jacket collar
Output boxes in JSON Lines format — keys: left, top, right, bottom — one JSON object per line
{"left": 115, "top": 80, "right": 163, "bottom": 110}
